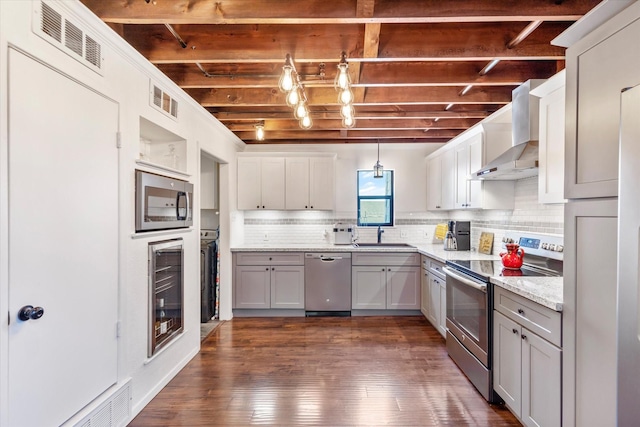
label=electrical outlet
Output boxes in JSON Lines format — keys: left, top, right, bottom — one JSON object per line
{"left": 400, "top": 229, "right": 408, "bottom": 238}
{"left": 263, "top": 232, "right": 269, "bottom": 241}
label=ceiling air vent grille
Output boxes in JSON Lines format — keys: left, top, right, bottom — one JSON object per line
{"left": 150, "top": 82, "right": 179, "bottom": 120}
{"left": 34, "top": 1, "right": 104, "bottom": 75}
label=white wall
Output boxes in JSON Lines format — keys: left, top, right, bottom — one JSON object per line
{"left": 0, "top": 1, "right": 242, "bottom": 425}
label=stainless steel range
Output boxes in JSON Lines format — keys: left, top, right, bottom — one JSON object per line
{"left": 443, "top": 232, "right": 563, "bottom": 403}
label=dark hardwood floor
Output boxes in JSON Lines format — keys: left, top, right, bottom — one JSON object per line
{"left": 129, "top": 316, "right": 521, "bottom": 426}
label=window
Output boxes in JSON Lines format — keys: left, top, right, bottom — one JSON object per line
{"left": 357, "top": 170, "right": 394, "bottom": 227}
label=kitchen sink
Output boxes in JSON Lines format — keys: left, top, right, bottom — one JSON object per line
{"left": 352, "top": 243, "right": 415, "bottom": 248}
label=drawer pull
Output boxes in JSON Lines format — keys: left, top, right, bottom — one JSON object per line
{"left": 521, "top": 334, "right": 528, "bottom": 341}
{"left": 512, "top": 328, "right": 518, "bottom": 334}
{"left": 517, "top": 308, "right": 525, "bottom": 316}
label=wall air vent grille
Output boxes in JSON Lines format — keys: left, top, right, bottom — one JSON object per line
{"left": 150, "top": 82, "right": 179, "bottom": 120}
{"left": 35, "top": 1, "right": 104, "bottom": 75}
{"left": 64, "top": 20, "right": 83, "bottom": 56}
{"left": 74, "top": 381, "right": 131, "bottom": 427}
{"left": 41, "top": 2, "right": 61, "bottom": 42}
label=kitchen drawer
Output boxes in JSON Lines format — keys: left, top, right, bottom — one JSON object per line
{"left": 352, "top": 252, "right": 420, "bottom": 266}
{"left": 235, "top": 252, "right": 304, "bottom": 266}
{"left": 494, "top": 286, "right": 562, "bottom": 347}
{"left": 429, "top": 259, "right": 446, "bottom": 279}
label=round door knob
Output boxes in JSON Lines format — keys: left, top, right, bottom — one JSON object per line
{"left": 18, "top": 305, "right": 45, "bottom": 321}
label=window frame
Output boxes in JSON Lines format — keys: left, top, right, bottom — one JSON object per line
{"left": 356, "top": 169, "right": 395, "bottom": 227}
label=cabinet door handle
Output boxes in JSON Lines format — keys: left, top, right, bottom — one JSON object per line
{"left": 512, "top": 328, "right": 518, "bottom": 334}
{"left": 388, "top": 268, "right": 391, "bottom": 272}
{"left": 265, "top": 267, "right": 269, "bottom": 271}
{"left": 272, "top": 267, "right": 275, "bottom": 271}
{"left": 521, "top": 334, "right": 527, "bottom": 341}
{"left": 305, "top": 206, "right": 308, "bottom": 208}
{"left": 310, "top": 206, "right": 313, "bottom": 209}
{"left": 382, "top": 268, "right": 385, "bottom": 271}
{"left": 517, "top": 308, "right": 525, "bottom": 316}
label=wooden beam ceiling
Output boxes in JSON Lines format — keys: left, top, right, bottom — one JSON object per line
{"left": 80, "top": 0, "right": 600, "bottom": 145}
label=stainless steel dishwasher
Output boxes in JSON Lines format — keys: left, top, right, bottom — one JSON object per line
{"left": 304, "top": 253, "right": 352, "bottom": 316}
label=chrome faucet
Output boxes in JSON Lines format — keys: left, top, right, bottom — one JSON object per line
{"left": 377, "top": 226, "right": 384, "bottom": 243}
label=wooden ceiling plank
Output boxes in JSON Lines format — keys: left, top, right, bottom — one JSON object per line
{"left": 119, "top": 22, "right": 569, "bottom": 63}
{"left": 80, "top": 0, "right": 600, "bottom": 24}
{"left": 213, "top": 110, "right": 491, "bottom": 120}
{"left": 226, "top": 118, "right": 480, "bottom": 131}
{"left": 186, "top": 85, "right": 512, "bottom": 106}
{"left": 246, "top": 139, "right": 450, "bottom": 144}
{"left": 160, "top": 60, "right": 559, "bottom": 88}
{"left": 235, "top": 129, "right": 462, "bottom": 139}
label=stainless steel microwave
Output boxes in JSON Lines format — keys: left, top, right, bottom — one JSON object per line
{"left": 135, "top": 170, "right": 193, "bottom": 232}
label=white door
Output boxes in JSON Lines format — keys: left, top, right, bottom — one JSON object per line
{"left": 8, "top": 49, "right": 119, "bottom": 426}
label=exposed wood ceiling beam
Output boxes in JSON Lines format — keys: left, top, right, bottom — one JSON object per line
{"left": 79, "top": 0, "right": 600, "bottom": 145}
{"left": 81, "top": 0, "right": 598, "bottom": 24}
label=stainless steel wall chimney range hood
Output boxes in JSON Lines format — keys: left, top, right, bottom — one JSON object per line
{"left": 472, "top": 79, "right": 544, "bottom": 180}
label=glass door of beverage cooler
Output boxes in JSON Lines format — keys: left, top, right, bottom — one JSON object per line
{"left": 148, "top": 238, "right": 184, "bottom": 356}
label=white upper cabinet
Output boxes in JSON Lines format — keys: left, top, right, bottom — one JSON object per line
{"left": 426, "top": 155, "right": 443, "bottom": 210}
{"left": 239, "top": 155, "right": 334, "bottom": 210}
{"left": 531, "top": 71, "right": 567, "bottom": 204}
{"left": 427, "top": 117, "right": 516, "bottom": 211}
{"left": 285, "top": 157, "right": 310, "bottom": 209}
{"left": 308, "top": 157, "right": 335, "bottom": 210}
{"left": 427, "top": 149, "right": 455, "bottom": 211}
{"left": 285, "top": 156, "right": 335, "bottom": 210}
{"left": 564, "top": 12, "right": 640, "bottom": 198}
{"left": 454, "top": 133, "right": 483, "bottom": 209}
{"left": 237, "top": 156, "right": 285, "bottom": 210}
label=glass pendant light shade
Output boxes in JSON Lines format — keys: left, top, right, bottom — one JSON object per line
{"left": 335, "top": 64, "right": 350, "bottom": 90}
{"left": 342, "top": 115, "right": 355, "bottom": 128}
{"left": 374, "top": 161, "right": 384, "bottom": 178}
{"left": 279, "top": 64, "right": 294, "bottom": 92}
{"left": 286, "top": 85, "right": 299, "bottom": 107}
{"left": 255, "top": 124, "right": 265, "bottom": 141}
{"left": 300, "top": 115, "right": 312, "bottom": 129}
{"left": 294, "top": 101, "right": 308, "bottom": 119}
{"left": 373, "top": 142, "right": 383, "bottom": 178}
{"left": 339, "top": 88, "right": 354, "bottom": 105}
{"left": 340, "top": 104, "right": 354, "bottom": 119}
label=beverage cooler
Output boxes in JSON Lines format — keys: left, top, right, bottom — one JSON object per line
{"left": 148, "top": 238, "right": 184, "bottom": 357}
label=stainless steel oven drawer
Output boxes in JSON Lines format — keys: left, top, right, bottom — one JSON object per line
{"left": 494, "top": 286, "right": 562, "bottom": 347}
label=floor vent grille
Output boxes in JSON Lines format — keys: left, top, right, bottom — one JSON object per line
{"left": 74, "top": 382, "right": 131, "bottom": 427}
{"left": 34, "top": 1, "right": 104, "bottom": 74}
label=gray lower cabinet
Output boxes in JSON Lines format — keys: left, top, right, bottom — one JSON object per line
{"left": 233, "top": 252, "right": 305, "bottom": 309}
{"left": 493, "top": 287, "right": 561, "bottom": 427}
{"left": 351, "top": 253, "right": 421, "bottom": 310}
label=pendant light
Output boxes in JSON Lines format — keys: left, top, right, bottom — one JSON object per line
{"left": 255, "top": 122, "right": 265, "bottom": 141}
{"left": 373, "top": 142, "right": 383, "bottom": 178}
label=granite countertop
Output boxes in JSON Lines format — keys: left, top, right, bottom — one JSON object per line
{"left": 230, "top": 242, "right": 563, "bottom": 311}
{"left": 490, "top": 276, "right": 563, "bottom": 312}
{"left": 230, "top": 242, "right": 500, "bottom": 261}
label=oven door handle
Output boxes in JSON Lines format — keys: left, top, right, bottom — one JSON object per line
{"left": 443, "top": 266, "right": 487, "bottom": 293}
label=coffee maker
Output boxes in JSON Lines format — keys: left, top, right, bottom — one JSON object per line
{"left": 444, "top": 220, "right": 471, "bottom": 251}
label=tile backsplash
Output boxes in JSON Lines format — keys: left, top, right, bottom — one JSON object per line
{"left": 242, "top": 177, "right": 563, "bottom": 255}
